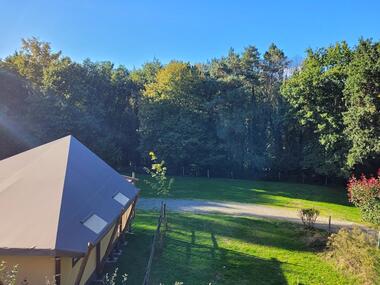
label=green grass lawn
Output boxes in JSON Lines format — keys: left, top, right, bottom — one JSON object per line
{"left": 136, "top": 175, "right": 361, "bottom": 222}
{"left": 110, "top": 211, "right": 358, "bottom": 285}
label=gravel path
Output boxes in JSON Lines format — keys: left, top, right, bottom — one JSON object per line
{"left": 137, "top": 198, "right": 372, "bottom": 233}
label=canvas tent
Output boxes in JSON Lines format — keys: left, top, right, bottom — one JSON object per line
{"left": 0, "top": 135, "right": 139, "bottom": 285}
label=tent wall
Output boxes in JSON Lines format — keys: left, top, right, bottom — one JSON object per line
{"left": 121, "top": 204, "right": 133, "bottom": 231}
{"left": 0, "top": 201, "right": 135, "bottom": 285}
{"left": 60, "top": 223, "right": 117, "bottom": 285}
{"left": 60, "top": 202, "right": 135, "bottom": 285}
{"left": 0, "top": 255, "right": 55, "bottom": 284}
{"left": 61, "top": 256, "right": 82, "bottom": 285}
{"left": 100, "top": 223, "right": 117, "bottom": 259}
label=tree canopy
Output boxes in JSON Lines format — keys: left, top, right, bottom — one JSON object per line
{"left": 0, "top": 38, "right": 378, "bottom": 182}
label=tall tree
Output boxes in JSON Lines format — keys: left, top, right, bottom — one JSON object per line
{"left": 5, "top": 37, "right": 61, "bottom": 86}
{"left": 139, "top": 61, "right": 218, "bottom": 173}
{"left": 260, "top": 44, "right": 290, "bottom": 178}
{"left": 281, "top": 42, "right": 352, "bottom": 178}
{"left": 343, "top": 39, "right": 380, "bottom": 172}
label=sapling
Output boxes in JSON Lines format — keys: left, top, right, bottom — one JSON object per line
{"left": 144, "top": 152, "right": 174, "bottom": 197}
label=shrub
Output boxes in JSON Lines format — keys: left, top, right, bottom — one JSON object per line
{"left": 325, "top": 227, "right": 380, "bottom": 284}
{"left": 347, "top": 170, "right": 380, "bottom": 225}
{"left": 298, "top": 208, "right": 320, "bottom": 229}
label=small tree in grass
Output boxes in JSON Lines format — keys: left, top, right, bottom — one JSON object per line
{"left": 298, "top": 208, "right": 320, "bottom": 229}
{"left": 144, "top": 152, "right": 174, "bottom": 197}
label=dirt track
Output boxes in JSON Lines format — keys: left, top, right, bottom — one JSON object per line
{"left": 137, "top": 198, "right": 372, "bottom": 233}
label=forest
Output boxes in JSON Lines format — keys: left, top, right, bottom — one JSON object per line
{"left": 0, "top": 38, "right": 379, "bottom": 183}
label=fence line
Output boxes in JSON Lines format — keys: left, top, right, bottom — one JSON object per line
{"left": 142, "top": 202, "right": 167, "bottom": 285}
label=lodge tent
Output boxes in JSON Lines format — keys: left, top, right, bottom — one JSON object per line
{"left": 0, "top": 135, "right": 139, "bottom": 285}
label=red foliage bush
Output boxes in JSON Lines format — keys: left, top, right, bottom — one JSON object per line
{"left": 347, "top": 170, "right": 380, "bottom": 225}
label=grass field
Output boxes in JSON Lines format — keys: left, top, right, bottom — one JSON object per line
{"left": 110, "top": 211, "right": 358, "bottom": 285}
{"left": 136, "top": 175, "right": 361, "bottom": 222}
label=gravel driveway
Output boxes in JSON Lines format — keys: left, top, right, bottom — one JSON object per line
{"left": 137, "top": 198, "right": 372, "bottom": 233}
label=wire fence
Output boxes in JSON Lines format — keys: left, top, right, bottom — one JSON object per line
{"left": 142, "top": 202, "right": 167, "bottom": 285}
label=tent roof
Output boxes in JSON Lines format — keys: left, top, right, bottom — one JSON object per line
{"left": 0, "top": 136, "right": 139, "bottom": 256}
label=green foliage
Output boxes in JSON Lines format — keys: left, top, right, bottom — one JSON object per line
{"left": 0, "top": 261, "right": 18, "bottom": 285}
{"left": 144, "top": 152, "right": 174, "bottom": 197}
{"left": 139, "top": 61, "right": 220, "bottom": 172}
{"left": 343, "top": 39, "right": 380, "bottom": 169}
{"left": 1, "top": 38, "right": 139, "bottom": 167}
{"left": 298, "top": 208, "right": 320, "bottom": 229}
{"left": 348, "top": 172, "right": 380, "bottom": 224}
{"left": 326, "top": 227, "right": 380, "bottom": 284}
{"left": 281, "top": 42, "right": 352, "bottom": 177}
{"left": 282, "top": 39, "right": 380, "bottom": 177}
{"left": 4, "top": 37, "right": 61, "bottom": 87}
{"left": 137, "top": 45, "right": 292, "bottom": 177}
{"left": 0, "top": 37, "right": 379, "bottom": 181}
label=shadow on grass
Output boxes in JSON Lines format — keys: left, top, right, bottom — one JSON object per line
{"left": 167, "top": 213, "right": 314, "bottom": 252}
{"left": 110, "top": 212, "right": 327, "bottom": 285}
{"left": 152, "top": 224, "right": 288, "bottom": 285}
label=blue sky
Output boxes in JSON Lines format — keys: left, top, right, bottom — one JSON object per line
{"left": 1, "top": 0, "right": 379, "bottom": 68}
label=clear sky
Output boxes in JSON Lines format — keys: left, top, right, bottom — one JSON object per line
{"left": 1, "top": 0, "right": 379, "bottom": 68}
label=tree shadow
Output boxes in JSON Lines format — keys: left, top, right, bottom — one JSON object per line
{"left": 111, "top": 212, "right": 317, "bottom": 285}
{"left": 167, "top": 213, "right": 316, "bottom": 253}
{"left": 152, "top": 225, "right": 288, "bottom": 285}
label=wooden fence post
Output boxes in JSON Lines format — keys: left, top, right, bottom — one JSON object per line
{"left": 328, "top": 216, "right": 331, "bottom": 233}
{"left": 377, "top": 231, "right": 380, "bottom": 249}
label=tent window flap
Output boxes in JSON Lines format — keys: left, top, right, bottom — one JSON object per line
{"left": 113, "top": 192, "right": 129, "bottom": 206}
{"left": 82, "top": 214, "right": 107, "bottom": 234}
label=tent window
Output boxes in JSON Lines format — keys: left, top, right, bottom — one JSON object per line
{"left": 113, "top": 192, "right": 129, "bottom": 206}
{"left": 82, "top": 214, "right": 107, "bottom": 234}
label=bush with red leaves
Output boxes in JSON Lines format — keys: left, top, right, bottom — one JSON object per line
{"left": 347, "top": 170, "right": 380, "bottom": 225}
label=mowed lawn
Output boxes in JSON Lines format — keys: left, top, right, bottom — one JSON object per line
{"left": 111, "top": 211, "right": 358, "bottom": 285}
{"left": 136, "top": 176, "right": 361, "bottom": 222}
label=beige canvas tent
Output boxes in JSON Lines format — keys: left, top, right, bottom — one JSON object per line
{"left": 0, "top": 135, "right": 139, "bottom": 285}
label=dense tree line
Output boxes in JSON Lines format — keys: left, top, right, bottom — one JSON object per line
{"left": 0, "top": 38, "right": 378, "bottom": 182}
